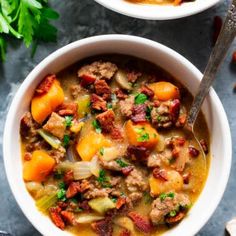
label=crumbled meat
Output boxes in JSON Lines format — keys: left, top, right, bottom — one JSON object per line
{"left": 91, "top": 217, "right": 113, "bottom": 236}
{"left": 140, "top": 85, "right": 154, "bottom": 98}
{"left": 129, "top": 192, "right": 143, "bottom": 202}
{"left": 49, "top": 206, "right": 65, "bottom": 230}
{"left": 57, "top": 102, "right": 78, "bottom": 117}
{"left": 125, "top": 169, "right": 148, "bottom": 193}
{"left": 94, "top": 79, "right": 111, "bottom": 100}
{"left": 131, "top": 104, "right": 147, "bottom": 123}
{"left": 78, "top": 61, "right": 118, "bottom": 81}
{"left": 150, "top": 193, "right": 190, "bottom": 225}
{"left": 70, "top": 84, "right": 81, "bottom": 99}
{"left": 83, "top": 186, "right": 111, "bottom": 199}
{"left": 119, "top": 96, "right": 134, "bottom": 118}
{"left": 114, "top": 88, "right": 128, "bottom": 100}
{"left": 152, "top": 168, "right": 168, "bottom": 181}
{"left": 91, "top": 94, "right": 107, "bottom": 111}
{"left": 147, "top": 154, "right": 161, "bottom": 168}
{"left": 110, "top": 176, "right": 122, "bottom": 187}
{"left": 200, "top": 139, "right": 209, "bottom": 154}
{"left": 127, "top": 145, "right": 150, "bottom": 160}
{"left": 20, "top": 112, "right": 39, "bottom": 140}
{"left": 48, "top": 147, "right": 66, "bottom": 163}
{"left": 100, "top": 160, "right": 122, "bottom": 171}
{"left": 25, "top": 140, "right": 50, "bottom": 152}
{"left": 61, "top": 211, "right": 76, "bottom": 225}
{"left": 128, "top": 211, "right": 152, "bottom": 233}
{"left": 43, "top": 112, "right": 66, "bottom": 139}
{"left": 151, "top": 99, "right": 181, "bottom": 129}
{"left": 127, "top": 70, "right": 142, "bottom": 83}
{"left": 35, "top": 74, "right": 55, "bottom": 96}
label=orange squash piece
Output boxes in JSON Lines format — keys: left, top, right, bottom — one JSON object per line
{"left": 148, "top": 82, "right": 180, "bottom": 101}
{"left": 31, "top": 77, "right": 64, "bottom": 124}
{"left": 23, "top": 150, "right": 55, "bottom": 182}
{"left": 76, "top": 131, "right": 111, "bottom": 161}
{"left": 125, "top": 120, "right": 159, "bottom": 148}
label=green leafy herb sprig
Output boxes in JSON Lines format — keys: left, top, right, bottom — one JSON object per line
{"left": 0, "top": 0, "right": 59, "bottom": 62}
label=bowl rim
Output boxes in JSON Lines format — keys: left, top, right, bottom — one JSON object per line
{"left": 93, "top": 0, "right": 221, "bottom": 20}
{"left": 3, "top": 34, "right": 232, "bottom": 236}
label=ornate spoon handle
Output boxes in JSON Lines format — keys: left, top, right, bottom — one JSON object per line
{"left": 187, "top": 0, "right": 236, "bottom": 128}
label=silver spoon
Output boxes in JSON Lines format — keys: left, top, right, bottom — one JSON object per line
{"left": 185, "top": 0, "right": 236, "bottom": 159}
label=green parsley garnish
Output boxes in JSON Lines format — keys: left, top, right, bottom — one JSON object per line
{"left": 63, "top": 135, "right": 70, "bottom": 147}
{"left": 146, "top": 106, "right": 152, "bottom": 121}
{"left": 65, "top": 116, "right": 73, "bottom": 127}
{"left": 54, "top": 169, "right": 64, "bottom": 179}
{"left": 99, "top": 147, "right": 104, "bottom": 156}
{"left": 135, "top": 93, "right": 148, "bottom": 104}
{"left": 107, "top": 103, "right": 112, "bottom": 109}
{"left": 159, "top": 192, "right": 175, "bottom": 202}
{"left": 97, "top": 169, "right": 111, "bottom": 188}
{"left": 0, "top": 0, "right": 59, "bottom": 62}
{"left": 57, "top": 189, "right": 66, "bottom": 201}
{"left": 111, "top": 197, "right": 117, "bottom": 203}
{"left": 92, "top": 120, "right": 102, "bottom": 133}
{"left": 169, "top": 210, "right": 177, "bottom": 217}
{"left": 116, "top": 158, "right": 128, "bottom": 168}
{"left": 157, "top": 116, "right": 162, "bottom": 122}
{"left": 137, "top": 133, "right": 149, "bottom": 142}
{"left": 58, "top": 182, "right": 66, "bottom": 189}
{"left": 143, "top": 191, "right": 153, "bottom": 204}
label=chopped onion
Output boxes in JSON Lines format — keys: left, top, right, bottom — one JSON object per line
{"left": 99, "top": 144, "right": 127, "bottom": 162}
{"left": 73, "top": 161, "right": 92, "bottom": 180}
{"left": 76, "top": 213, "right": 104, "bottom": 224}
{"left": 56, "top": 160, "right": 74, "bottom": 172}
{"left": 66, "top": 146, "right": 77, "bottom": 162}
{"left": 90, "top": 156, "right": 100, "bottom": 177}
{"left": 114, "top": 216, "right": 135, "bottom": 232}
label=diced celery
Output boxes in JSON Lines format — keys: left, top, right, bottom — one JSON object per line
{"left": 38, "top": 129, "right": 61, "bottom": 149}
{"left": 77, "top": 95, "right": 90, "bottom": 118}
{"left": 36, "top": 192, "right": 58, "bottom": 212}
{"left": 88, "top": 197, "right": 116, "bottom": 214}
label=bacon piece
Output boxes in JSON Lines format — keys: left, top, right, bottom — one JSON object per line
{"left": 91, "top": 217, "right": 113, "bottom": 236}
{"left": 91, "top": 94, "right": 107, "bottom": 111}
{"left": 57, "top": 102, "right": 78, "bottom": 117}
{"left": 35, "top": 74, "right": 55, "bottom": 95}
{"left": 63, "top": 170, "right": 74, "bottom": 185}
{"left": 165, "top": 211, "right": 185, "bottom": 224}
{"left": 94, "top": 79, "right": 111, "bottom": 100}
{"left": 96, "top": 109, "right": 115, "bottom": 133}
{"left": 127, "top": 70, "right": 142, "bottom": 83}
{"left": 116, "top": 197, "right": 126, "bottom": 209}
{"left": 153, "top": 168, "right": 168, "bottom": 181}
{"left": 200, "top": 139, "right": 209, "bottom": 154}
{"left": 110, "top": 127, "right": 123, "bottom": 140}
{"left": 128, "top": 211, "right": 152, "bottom": 233}
{"left": 121, "top": 166, "right": 134, "bottom": 176}
{"left": 80, "top": 74, "right": 96, "bottom": 87}
{"left": 127, "top": 145, "right": 150, "bottom": 160}
{"left": 119, "top": 229, "right": 131, "bottom": 236}
{"left": 140, "top": 85, "right": 154, "bottom": 98}
{"left": 131, "top": 104, "right": 147, "bottom": 123}
{"left": 49, "top": 207, "right": 65, "bottom": 230}
{"left": 114, "top": 88, "right": 128, "bottom": 99}
{"left": 66, "top": 182, "right": 81, "bottom": 198}
{"left": 57, "top": 201, "right": 68, "bottom": 210}
{"left": 188, "top": 146, "right": 199, "bottom": 157}
{"left": 61, "top": 211, "right": 76, "bottom": 225}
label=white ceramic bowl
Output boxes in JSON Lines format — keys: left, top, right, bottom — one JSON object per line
{"left": 94, "top": 0, "right": 221, "bottom": 20}
{"left": 3, "top": 35, "right": 231, "bottom": 236}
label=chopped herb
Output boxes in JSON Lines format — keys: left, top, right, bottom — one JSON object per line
{"left": 70, "top": 198, "right": 78, "bottom": 204}
{"left": 92, "top": 120, "right": 102, "bottom": 133}
{"left": 159, "top": 192, "right": 175, "bottom": 202}
{"left": 143, "top": 191, "right": 153, "bottom": 204}
{"left": 135, "top": 127, "right": 145, "bottom": 134}
{"left": 74, "top": 207, "right": 83, "bottom": 213}
{"left": 65, "top": 116, "right": 73, "bottom": 127}
{"left": 111, "top": 93, "right": 117, "bottom": 102}
{"left": 137, "top": 133, "right": 149, "bottom": 142}
{"left": 99, "top": 147, "right": 104, "bottom": 156}
{"left": 63, "top": 135, "right": 70, "bottom": 147}
{"left": 169, "top": 210, "right": 177, "bottom": 217}
{"left": 135, "top": 93, "right": 148, "bottom": 104}
{"left": 153, "top": 133, "right": 157, "bottom": 138}
{"left": 57, "top": 189, "right": 66, "bottom": 201}
{"left": 107, "top": 103, "right": 112, "bottom": 109}
{"left": 111, "top": 197, "right": 117, "bottom": 203}
{"left": 157, "top": 116, "right": 162, "bottom": 122}
{"left": 116, "top": 158, "right": 128, "bottom": 168}
{"left": 58, "top": 182, "right": 66, "bottom": 189}
{"left": 97, "top": 169, "right": 112, "bottom": 188}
